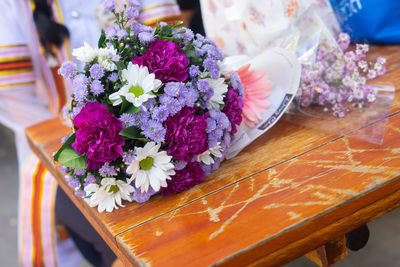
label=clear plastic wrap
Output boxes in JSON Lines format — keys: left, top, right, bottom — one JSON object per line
{"left": 201, "top": 0, "right": 394, "bottom": 145}
{"left": 285, "top": 8, "right": 394, "bottom": 144}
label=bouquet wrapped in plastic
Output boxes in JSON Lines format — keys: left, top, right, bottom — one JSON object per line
{"left": 201, "top": 0, "right": 393, "bottom": 144}
{"left": 54, "top": 1, "right": 247, "bottom": 212}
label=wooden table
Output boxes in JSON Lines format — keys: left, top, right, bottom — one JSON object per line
{"left": 26, "top": 46, "right": 400, "bottom": 267}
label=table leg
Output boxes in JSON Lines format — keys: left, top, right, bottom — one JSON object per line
{"left": 305, "top": 235, "right": 348, "bottom": 267}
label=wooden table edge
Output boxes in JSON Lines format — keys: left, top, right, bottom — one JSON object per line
{"left": 26, "top": 131, "right": 137, "bottom": 267}
{"left": 247, "top": 186, "right": 400, "bottom": 267}
{"left": 212, "top": 176, "right": 400, "bottom": 267}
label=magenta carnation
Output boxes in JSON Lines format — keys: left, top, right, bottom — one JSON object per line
{"left": 72, "top": 102, "right": 125, "bottom": 170}
{"left": 223, "top": 87, "right": 243, "bottom": 134}
{"left": 164, "top": 107, "right": 208, "bottom": 162}
{"left": 159, "top": 162, "right": 204, "bottom": 195}
{"left": 132, "top": 39, "right": 188, "bottom": 83}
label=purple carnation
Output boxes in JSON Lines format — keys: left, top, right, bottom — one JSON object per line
{"left": 222, "top": 87, "right": 243, "bottom": 134}
{"left": 164, "top": 107, "right": 208, "bottom": 162}
{"left": 159, "top": 162, "right": 204, "bottom": 195}
{"left": 72, "top": 102, "right": 125, "bottom": 170}
{"left": 132, "top": 40, "right": 188, "bottom": 83}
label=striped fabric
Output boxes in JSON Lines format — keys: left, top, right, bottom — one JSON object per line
{"left": 139, "top": 0, "right": 181, "bottom": 25}
{"left": 0, "top": 44, "right": 35, "bottom": 88}
{"left": 19, "top": 154, "right": 58, "bottom": 267}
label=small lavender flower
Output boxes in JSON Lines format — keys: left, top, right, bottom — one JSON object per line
{"left": 197, "top": 79, "right": 212, "bottom": 93}
{"left": 90, "top": 80, "right": 105, "bottom": 96}
{"left": 164, "top": 82, "right": 183, "bottom": 97}
{"left": 105, "top": 26, "right": 117, "bottom": 39}
{"left": 58, "top": 61, "right": 76, "bottom": 78}
{"left": 67, "top": 177, "right": 81, "bottom": 189}
{"left": 133, "top": 187, "right": 155, "bottom": 203}
{"left": 74, "top": 86, "right": 88, "bottom": 102}
{"left": 74, "top": 169, "right": 86, "bottom": 176}
{"left": 117, "top": 29, "right": 128, "bottom": 40}
{"left": 138, "top": 32, "right": 155, "bottom": 43}
{"left": 189, "top": 65, "right": 201, "bottom": 78}
{"left": 103, "top": 0, "right": 115, "bottom": 11}
{"left": 70, "top": 105, "right": 83, "bottom": 119}
{"left": 182, "top": 87, "right": 199, "bottom": 107}
{"left": 174, "top": 161, "right": 187, "bottom": 171}
{"left": 122, "top": 150, "right": 136, "bottom": 164}
{"left": 164, "top": 98, "right": 182, "bottom": 116}
{"left": 73, "top": 74, "right": 89, "bottom": 88}
{"left": 131, "top": 22, "right": 153, "bottom": 34}
{"left": 203, "top": 58, "right": 220, "bottom": 79}
{"left": 126, "top": 7, "right": 139, "bottom": 19}
{"left": 99, "top": 163, "right": 117, "bottom": 177}
{"left": 120, "top": 113, "right": 137, "bottom": 127}
{"left": 174, "top": 27, "right": 194, "bottom": 42}
{"left": 230, "top": 72, "right": 244, "bottom": 98}
{"left": 60, "top": 165, "right": 69, "bottom": 173}
{"left": 142, "top": 120, "right": 166, "bottom": 142}
{"left": 159, "top": 94, "right": 172, "bottom": 105}
{"left": 152, "top": 106, "right": 169, "bottom": 122}
{"left": 108, "top": 72, "right": 118, "bottom": 82}
{"left": 83, "top": 174, "right": 98, "bottom": 187}
{"left": 89, "top": 64, "right": 104, "bottom": 79}
{"left": 75, "top": 190, "right": 86, "bottom": 197}
{"left": 203, "top": 44, "right": 224, "bottom": 61}
{"left": 206, "top": 117, "right": 217, "bottom": 133}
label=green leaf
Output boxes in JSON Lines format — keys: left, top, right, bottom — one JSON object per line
{"left": 119, "top": 126, "right": 150, "bottom": 142}
{"left": 98, "top": 29, "right": 106, "bottom": 48}
{"left": 58, "top": 148, "right": 87, "bottom": 169}
{"left": 115, "top": 61, "right": 126, "bottom": 71}
{"left": 54, "top": 133, "right": 87, "bottom": 169}
{"left": 54, "top": 134, "right": 76, "bottom": 161}
{"left": 126, "top": 105, "right": 140, "bottom": 114}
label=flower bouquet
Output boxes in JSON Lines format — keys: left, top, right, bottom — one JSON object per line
{"left": 55, "top": 1, "right": 246, "bottom": 212}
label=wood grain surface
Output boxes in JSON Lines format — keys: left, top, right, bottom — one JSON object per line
{"left": 26, "top": 46, "right": 400, "bottom": 266}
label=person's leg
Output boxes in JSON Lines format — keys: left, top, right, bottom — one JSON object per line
{"left": 55, "top": 186, "right": 116, "bottom": 267}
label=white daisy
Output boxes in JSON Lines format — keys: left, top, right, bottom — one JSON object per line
{"left": 84, "top": 178, "right": 134, "bottom": 213}
{"left": 127, "top": 142, "right": 175, "bottom": 193}
{"left": 72, "top": 42, "right": 98, "bottom": 63}
{"left": 109, "top": 62, "right": 162, "bottom": 107}
{"left": 97, "top": 45, "right": 118, "bottom": 71}
{"left": 207, "top": 77, "right": 228, "bottom": 109}
{"left": 196, "top": 143, "right": 223, "bottom": 165}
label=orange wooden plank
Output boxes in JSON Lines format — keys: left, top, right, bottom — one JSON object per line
{"left": 115, "top": 112, "right": 400, "bottom": 266}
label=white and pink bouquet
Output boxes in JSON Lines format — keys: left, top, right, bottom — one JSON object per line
{"left": 54, "top": 1, "right": 246, "bottom": 212}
